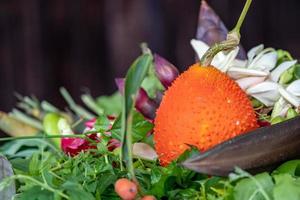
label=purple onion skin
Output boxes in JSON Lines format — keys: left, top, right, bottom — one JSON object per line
{"left": 153, "top": 91, "right": 163, "bottom": 107}
{"left": 196, "top": 0, "right": 246, "bottom": 60}
{"left": 115, "top": 78, "right": 125, "bottom": 95}
{"left": 115, "top": 78, "right": 158, "bottom": 119}
{"left": 154, "top": 54, "right": 179, "bottom": 89}
{"left": 135, "top": 88, "right": 157, "bottom": 119}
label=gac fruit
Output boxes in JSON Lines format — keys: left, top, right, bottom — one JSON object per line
{"left": 154, "top": 64, "right": 258, "bottom": 166}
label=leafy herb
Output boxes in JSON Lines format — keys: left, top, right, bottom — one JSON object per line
{"left": 96, "top": 92, "right": 122, "bottom": 116}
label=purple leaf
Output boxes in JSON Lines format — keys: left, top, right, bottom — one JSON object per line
{"left": 196, "top": 0, "right": 246, "bottom": 59}
{"left": 153, "top": 91, "right": 164, "bottom": 107}
{"left": 115, "top": 78, "right": 158, "bottom": 119}
{"left": 154, "top": 54, "right": 179, "bottom": 88}
{"left": 135, "top": 88, "right": 157, "bottom": 119}
{"left": 115, "top": 78, "right": 125, "bottom": 95}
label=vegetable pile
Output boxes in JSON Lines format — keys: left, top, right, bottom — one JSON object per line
{"left": 0, "top": 0, "right": 300, "bottom": 199}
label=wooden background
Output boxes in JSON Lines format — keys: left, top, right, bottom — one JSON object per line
{"left": 0, "top": 0, "right": 300, "bottom": 112}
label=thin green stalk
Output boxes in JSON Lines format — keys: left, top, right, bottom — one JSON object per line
{"left": 232, "top": 0, "right": 253, "bottom": 35}
{"left": 6, "top": 175, "right": 69, "bottom": 199}
{"left": 126, "top": 109, "right": 136, "bottom": 182}
{"left": 71, "top": 118, "right": 84, "bottom": 128}
{"left": 60, "top": 87, "right": 95, "bottom": 119}
{"left": 119, "top": 100, "right": 126, "bottom": 171}
{"left": 41, "top": 101, "right": 61, "bottom": 113}
{"left": 0, "top": 134, "right": 86, "bottom": 142}
{"left": 200, "top": 0, "right": 253, "bottom": 66}
{"left": 10, "top": 109, "right": 43, "bottom": 130}
{"left": 81, "top": 94, "right": 104, "bottom": 116}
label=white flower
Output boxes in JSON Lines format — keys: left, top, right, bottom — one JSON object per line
{"left": 246, "top": 81, "right": 280, "bottom": 107}
{"left": 190, "top": 39, "right": 239, "bottom": 72}
{"left": 270, "top": 60, "right": 297, "bottom": 82}
{"left": 191, "top": 39, "right": 300, "bottom": 117}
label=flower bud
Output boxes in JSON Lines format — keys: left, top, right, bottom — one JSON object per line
{"left": 154, "top": 54, "right": 179, "bottom": 88}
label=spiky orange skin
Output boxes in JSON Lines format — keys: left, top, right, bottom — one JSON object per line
{"left": 154, "top": 64, "right": 258, "bottom": 166}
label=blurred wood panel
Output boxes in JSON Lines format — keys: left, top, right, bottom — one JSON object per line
{"left": 0, "top": 0, "right": 300, "bottom": 113}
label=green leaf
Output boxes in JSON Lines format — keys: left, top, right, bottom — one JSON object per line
{"left": 286, "top": 108, "right": 299, "bottom": 120}
{"left": 94, "top": 115, "right": 111, "bottom": 133}
{"left": 293, "top": 64, "right": 300, "bottom": 79}
{"left": 9, "top": 158, "right": 30, "bottom": 173}
{"left": 96, "top": 92, "right": 122, "bottom": 116}
{"left": 121, "top": 53, "right": 152, "bottom": 179}
{"left": 29, "top": 153, "right": 41, "bottom": 176}
{"left": 62, "top": 181, "right": 95, "bottom": 200}
{"left": 0, "top": 139, "right": 47, "bottom": 158}
{"left": 233, "top": 172, "right": 274, "bottom": 200}
{"left": 273, "top": 174, "right": 300, "bottom": 200}
{"left": 276, "top": 49, "right": 293, "bottom": 66}
{"left": 131, "top": 112, "right": 153, "bottom": 142}
{"left": 177, "top": 146, "right": 201, "bottom": 163}
{"left": 110, "top": 115, "right": 122, "bottom": 140}
{"left": 251, "top": 98, "right": 263, "bottom": 108}
{"left": 97, "top": 172, "right": 117, "bottom": 194}
{"left": 96, "top": 138, "right": 109, "bottom": 154}
{"left": 111, "top": 111, "right": 153, "bottom": 143}
{"left": 141, "top": 75, "right": 164, "bottom": 99}
{"left": 274, "top": 160, "right": 300, "bottom": 177}
{"left": 167, "top": 188, "right": 201, "bottom": 200}
{"left": 150, "top": 167, "right": 163, "bottom": 185}
{"left": 123, "top": 54, "right": 153, "bottom": 117}
{"left": 17, "top": 186, "right": 54, "bottom": 200}
{"left": 271, "top": 116, "right": 285, "bottom": 125}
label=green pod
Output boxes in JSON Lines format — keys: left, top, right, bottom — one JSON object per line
{"left": 251, "top": 98, "right": 263, "bottom": 108}
{"left": 294, "top": 65, "right": 300, "bottom": 79}
{"left": 279, "top": 67, "right": 295, "bottom": 84}
{"left": 271, "top": 116, "right": 286, "bottom": 125}
{"left": 43, "top": 113, "right": 62, "bottom": 147}
{"left": 286, "top": 108, "right": 299, "bottom": 120}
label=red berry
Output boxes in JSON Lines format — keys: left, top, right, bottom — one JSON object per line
{"left": 141, "top": 195, "right": 156, "bottom": 200}
{"left": 114, "top": 178, "right": 137, "bottom": 200}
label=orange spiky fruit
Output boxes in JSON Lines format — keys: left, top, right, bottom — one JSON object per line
{"left": 154, "top": 64, "right": 258, "bottom": 166}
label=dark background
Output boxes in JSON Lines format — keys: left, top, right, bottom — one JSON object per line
{"left": 0, "top": 0, "right": 299, "bottom": 112}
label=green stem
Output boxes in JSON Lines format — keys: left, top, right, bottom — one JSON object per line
{"left": 200, "top": 0, "right": 253, "bottom": 66}
{"left": 0, "top": 134, "right": 85, "bottom": 142}
{"left": 119, "top": 101, "right": 126, "bottom": 171}
{"left": 232, "top": 0, "right": 253, "bottom": 35}
{"left": 126, "top": 109, "right": 136, "bottom": 182}
{"left": 8, "top": 175, "right": 69, "bottom": 199}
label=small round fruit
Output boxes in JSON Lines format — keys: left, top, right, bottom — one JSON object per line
{"left": 141, "top": 195, "right": 157, "bottom": 200}
{"left": 154, "top": 64, "right": 258, "bottom": 165}
{"left": 114, "top": 178, "right": 137, "bottom": 200}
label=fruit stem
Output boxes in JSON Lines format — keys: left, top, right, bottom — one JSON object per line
{"left": 232, "top": 0, "right": 253, "bottom": 35}
{"left": 200, "top": 0, "right": 252, "bottom": 66}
